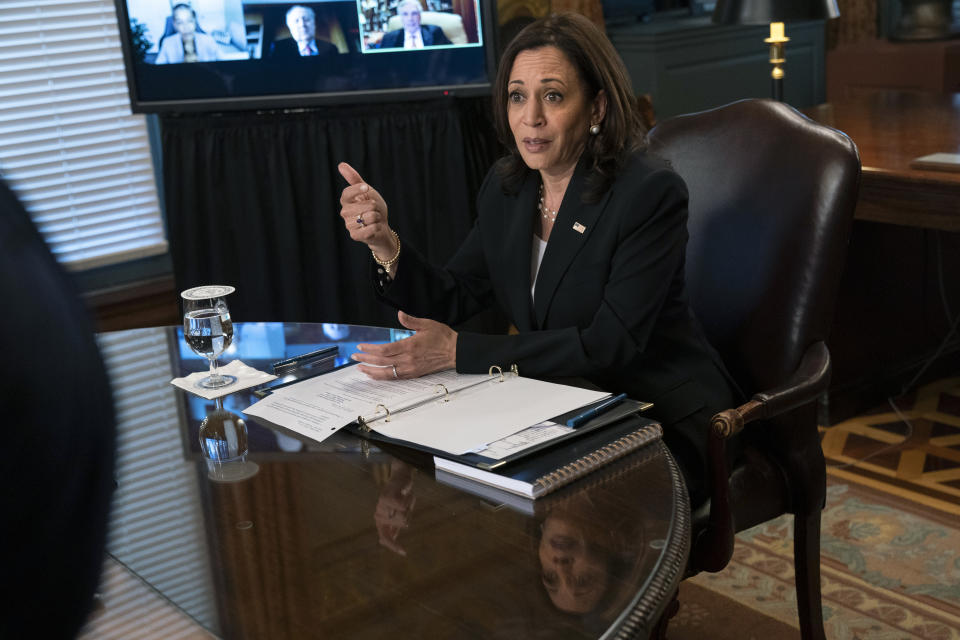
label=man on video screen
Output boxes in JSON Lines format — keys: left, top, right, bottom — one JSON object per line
{"left": 378, "top": 0, "right": 452, "bottom": 49}
{"left": 269, "top": 5, "right": 339, "bottom": 59}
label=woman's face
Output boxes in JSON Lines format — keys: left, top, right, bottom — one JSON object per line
{"left": 538, "top": 516, "right": 608, "bottom": 614}
{"left": 172, "top": 8, "right": 197, "bottom": 36}
{"left": 506, "top": 46, "right": 605, "bottom": 179}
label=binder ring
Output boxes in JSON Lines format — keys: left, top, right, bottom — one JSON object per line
{"left": 434, "top": 384, "right": 450, "bottom": 401}
{"left": 489, "top": 365, "right": 504, "bottom": 382}
{"left": 375, "top": 403, "right": 391, "bottom": 423}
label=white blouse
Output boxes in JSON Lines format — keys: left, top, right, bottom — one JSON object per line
{"left": 530, "top": 234, "right": 548, "bottom": 303}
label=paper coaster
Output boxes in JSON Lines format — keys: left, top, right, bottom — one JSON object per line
{"left": 170, "top": 359, "right": 277, "bottom": 400}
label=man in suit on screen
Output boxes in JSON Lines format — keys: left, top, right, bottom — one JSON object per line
{"left": 377, "top": 0, "right": 452, "bottom": 49}
{"left": 269, "top": 5, "right": 339, "bottom": 59}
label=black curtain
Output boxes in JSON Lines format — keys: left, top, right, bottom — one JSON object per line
{"left": 160, "top": 97, "right": 500, "bottom": 327}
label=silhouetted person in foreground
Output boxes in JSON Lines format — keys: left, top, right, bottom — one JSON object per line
{"left": 0, "top": 179, "right": 116, "bottom": 638}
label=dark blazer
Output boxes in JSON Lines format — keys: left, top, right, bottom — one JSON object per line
{"left": 376, "top": 152, "right": 740, "bottom": 491}
{"left": 378, "top": 24, "right": 452, "bottom": 48}
{"left": 268, "top": 37, "right": 339, "bottom": 60}
{"left": 0, "top": 180, "right": 116, "bottom": 638}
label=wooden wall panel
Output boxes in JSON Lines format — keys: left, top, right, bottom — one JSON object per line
{"left": 85, "top": 276, "right": 179, "bottom": 332}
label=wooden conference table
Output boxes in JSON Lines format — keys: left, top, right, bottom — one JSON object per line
{"left": 98, "top": 322, "right": 690, "bottom": 639}
{"left": 803, "top": 89, "right": 960, "bottom": 231}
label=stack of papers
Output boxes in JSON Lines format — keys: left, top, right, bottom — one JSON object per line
{"left": 243, "top": 365, "right": 609, "bottom": 455}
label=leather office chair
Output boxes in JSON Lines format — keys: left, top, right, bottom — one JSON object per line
{"left": 645, "top": 99, "right": 861, "bottom": 640}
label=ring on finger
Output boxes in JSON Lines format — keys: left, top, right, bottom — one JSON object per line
{"left": 392, "top": 364, "right": 399, "bottom": 379}
{"left": 356, "top": 214, "right": 365, "bottom": 227}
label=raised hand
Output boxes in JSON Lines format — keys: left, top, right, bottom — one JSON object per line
{"left": 352, "top": 311, "right": 457, "bottom": 380}
{"left": 338, "top": 162, "right": 397, "bottom": 262}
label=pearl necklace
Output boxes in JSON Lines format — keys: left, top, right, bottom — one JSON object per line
{"left": 538, "top": 184, "right": 558, "bottom": 221}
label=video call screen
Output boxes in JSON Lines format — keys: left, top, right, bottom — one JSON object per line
{"left": 116, "top": 0, "right": 494, "bottom": 112}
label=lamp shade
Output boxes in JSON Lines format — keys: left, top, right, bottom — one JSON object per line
{"left": 713, "top": 0, "right": 840, "bottom": 24}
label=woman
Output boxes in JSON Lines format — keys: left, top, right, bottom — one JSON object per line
{"left": 337, "top": 13, "right": 738, "bottom": 499}
{"left": 532, "top": 472, "right": 655, "bottom": 633}
{"left": 155, "top": 4, "right": 222, "bottom": 64}
{"left": 537, "top": 492, "right": 647, "bottom": 619}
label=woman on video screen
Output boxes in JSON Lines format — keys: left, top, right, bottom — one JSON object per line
{"left": 155, "top": 3, "right": 222, "bottom": 64}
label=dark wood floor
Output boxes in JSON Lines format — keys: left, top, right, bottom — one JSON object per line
{"left": 821, "top": 377, "right": 960, "bottom": 516}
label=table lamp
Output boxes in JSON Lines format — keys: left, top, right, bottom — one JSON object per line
{"left": 713, "top": 0, "right": 840, "bottom": 101}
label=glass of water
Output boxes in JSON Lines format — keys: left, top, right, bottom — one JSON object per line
{"left": 181, "top": 285, "right": 237, "bottom": 389}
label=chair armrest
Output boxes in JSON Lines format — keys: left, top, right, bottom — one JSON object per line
{"left": 712, "top": 341, "right": 831, "bottom": 438}
{"left": 692, "top": 341, "right": 830, "bottom": 573}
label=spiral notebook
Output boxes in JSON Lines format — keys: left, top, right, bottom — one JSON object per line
{"left": 436, "top": 432, "right": 664, "bottom": 514}
{"left": 434, "top": 418, "right": 662, "bottom": 500}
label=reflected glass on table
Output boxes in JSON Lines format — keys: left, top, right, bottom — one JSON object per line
{"left": 199, "top": 398, "right": 259, "bottom": 482}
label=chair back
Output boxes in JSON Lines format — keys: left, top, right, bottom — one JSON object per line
{"left": 646, "top": 99, "right": 860, "bottom": 397}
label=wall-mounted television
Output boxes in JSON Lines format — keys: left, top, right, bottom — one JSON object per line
{"left": 114, "top": 0, "right": 498, "bottom": 113}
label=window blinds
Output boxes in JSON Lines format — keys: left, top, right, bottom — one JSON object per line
{"left": 0, "top": 0, "right": 168, "bottom": 270}
{"left": 96, "top": 329, "right": 217, "bottom": 631}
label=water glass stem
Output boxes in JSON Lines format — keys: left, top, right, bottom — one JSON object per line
{"left": 208, "top": 357, "right": 222, "bottom": 385}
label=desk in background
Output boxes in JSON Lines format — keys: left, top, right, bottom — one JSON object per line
{"left": 804, "top": 90, "right": 960, "bottom": 231}
{"left": 96, "top": 322, "right": 690, "bottom": 639}
{"left": 803, "top": 91, "right": 960, "bottom": 420}
{"left": 826, "top": 38, "right": 960, "bottom": 101}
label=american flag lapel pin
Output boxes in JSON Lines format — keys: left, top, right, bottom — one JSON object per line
{"left": 572, "top": 222, "right": 586, "bottom": 234}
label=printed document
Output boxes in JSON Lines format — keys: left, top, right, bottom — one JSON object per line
{"left": 243, "top": 365, "right": 608, "bottom": 455}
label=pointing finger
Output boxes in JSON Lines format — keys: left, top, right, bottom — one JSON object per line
{"left": 338, "top": 162, "right": 365, "bottom": 186}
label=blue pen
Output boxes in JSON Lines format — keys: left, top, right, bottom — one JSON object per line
{"left": 566, "top": 393, "right": 629, "bottom": 428}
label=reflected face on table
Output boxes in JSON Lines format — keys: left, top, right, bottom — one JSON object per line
{"left": 322, "top": 323, "right": 350, "bottom": 340}
{"left": 538, "top": 516, "right": 608, "bottom": 614}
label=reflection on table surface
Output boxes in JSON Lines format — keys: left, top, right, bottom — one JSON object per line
{"left": 803, "top": 90, "right": 960, "bottom": 231}
{"left": 804, "top": 90, "right": 960, "bottom": 181}
{"left": 97, "top": 322, "right": 688, "bottom": 638}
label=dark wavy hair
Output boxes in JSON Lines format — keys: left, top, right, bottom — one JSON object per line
{"left": 492, "top": 13, "right": 648, "bottom": 203}
{"left": 172, "top": 3, "right": 196, "bottom": 18}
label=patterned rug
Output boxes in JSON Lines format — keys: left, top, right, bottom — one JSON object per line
{"left": 673, "top": 378, "right": 960, "bottom": 640}
{"left": 675, "top": 479, "right": 960, "bottom": 639}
